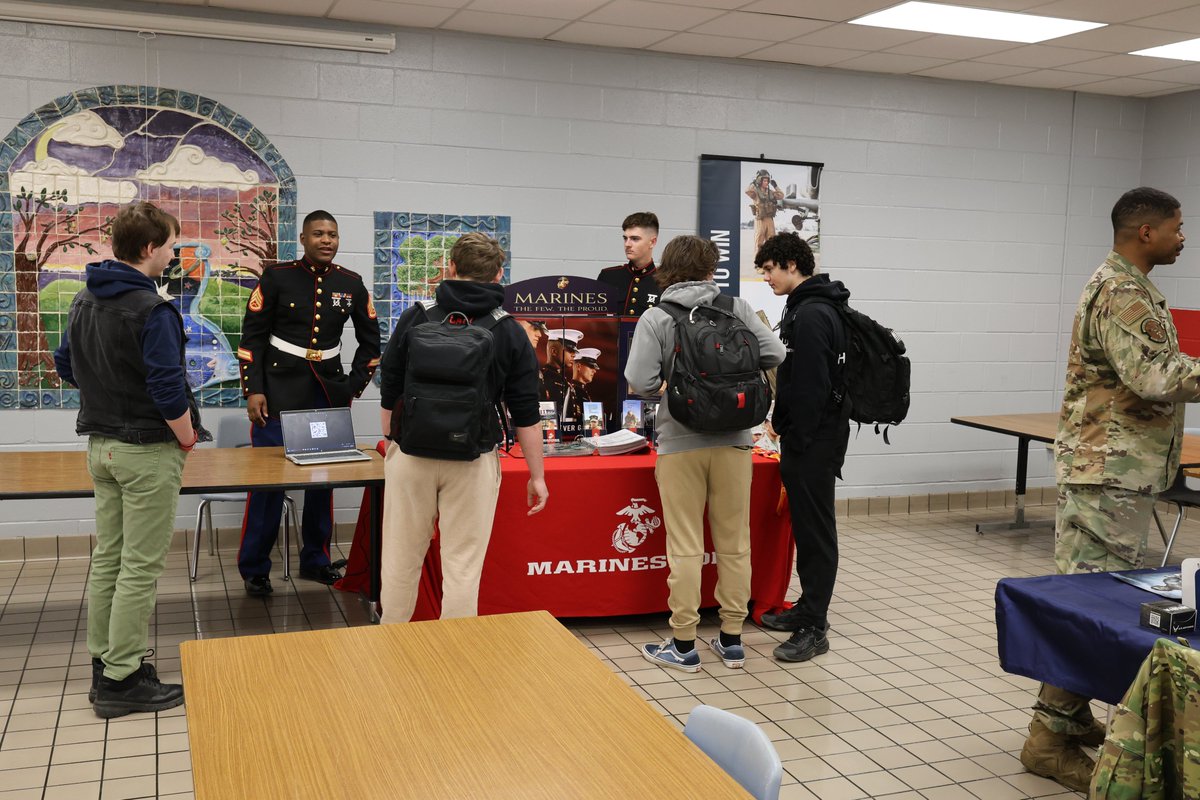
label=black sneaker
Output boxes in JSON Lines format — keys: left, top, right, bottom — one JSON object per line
{"left": 774, "top": 625, "right": 830, "bottom": 662}
{"left": 244, "top": 575, "right": 273, "bottom": 596}
{"left": 92, "top": 663, "right": 183, "bottom": 719}
{"left": 298, "top": 564, "right": 342, "bottom": 585}
{"left": 759, "top": 605, "right": 806, "bottom": 632}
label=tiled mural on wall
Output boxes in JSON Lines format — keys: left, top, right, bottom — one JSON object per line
{"left": 0, "top": 85, "right": 297, "bottom": 410}
{"left": 372, "top": 211, "right": 512, "bottom": 349}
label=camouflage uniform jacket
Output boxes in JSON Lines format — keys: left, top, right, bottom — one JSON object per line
{"left": 1056, "top": 251, "right": 1200, "bottom": 494}
{"left": 1091, "top": 637, "right": 1200, "bottom": 799}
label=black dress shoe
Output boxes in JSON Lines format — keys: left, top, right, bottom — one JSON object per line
{"left": 299, "top": 564, "right": 343, "bottom": 585}
{"left": 92, "top": 663, "right": 183, "bottom": 719}
{"left": 244, "top": 575, "right": 273, "bottom": 596}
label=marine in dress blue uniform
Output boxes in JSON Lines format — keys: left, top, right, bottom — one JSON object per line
{"left": 237, "top": 211, "right": 381, "bottom": 596}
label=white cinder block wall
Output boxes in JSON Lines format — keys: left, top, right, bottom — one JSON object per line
{"left": 0, "top": 19, "right": 1177, "bottom": 539}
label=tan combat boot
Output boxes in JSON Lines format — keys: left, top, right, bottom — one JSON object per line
{"left": 1075, "top": 718, "right": 1107, "bottom": 748}
{"left": 1020, "top": 718, "right": 1097, "bottom": 793}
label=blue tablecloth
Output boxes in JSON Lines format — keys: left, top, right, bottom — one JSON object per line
{"left": 996, "top": 570, "right": 1195, "bottom": 705}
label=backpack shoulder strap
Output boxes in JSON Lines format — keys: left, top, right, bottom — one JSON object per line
{"left": 419, "top": 300, "right": 445, "bottom": 323}
{"left": 472, "top": 307, "right": 509, "bottom": 332}
{"left": 657, "top": 300, "right": 688, "bottom": 322}
{"left": 712, "top": 293, "right": 735, "bottom": 312}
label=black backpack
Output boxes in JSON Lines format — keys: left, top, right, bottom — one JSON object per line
{"left": 799, "top": 297, "right": 910, "bottom": 442}
{"left": 395, "top": 302, "right": 508, "bottom": 461}
{"left": 660, "top": 294, "right": 772, "bottom": 433}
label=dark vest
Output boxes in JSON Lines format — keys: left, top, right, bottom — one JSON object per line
{"left": 69, "top": 287, "right": 199, "bottom": 443}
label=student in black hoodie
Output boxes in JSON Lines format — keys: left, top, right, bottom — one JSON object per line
{"left": 754, "top": 232, "right": 851, "bottom": 663}
{"left": 377, "top": 233, "right": 548, "bottom": 623}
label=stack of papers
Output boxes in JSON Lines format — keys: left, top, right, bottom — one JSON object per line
{"left": 579, "top": 429, "right": 650, "bottom": 456}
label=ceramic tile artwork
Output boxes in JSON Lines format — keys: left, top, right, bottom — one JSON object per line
{"left": 371, "top": 212, "right": 512, "bottom": 370}
{"left": 0, "top": 85, "right": 298, "bottom": 409}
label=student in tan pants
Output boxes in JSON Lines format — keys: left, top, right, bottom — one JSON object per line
{"left": 377, "top": 233, "right": 548, "bottom": 623}
{"left": 624, "top": 235, "right": 785, "bottom": 672}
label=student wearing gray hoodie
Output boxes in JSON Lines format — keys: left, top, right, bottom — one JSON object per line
{"left": 625, "top": 235, "right": 786, "bottom": 672}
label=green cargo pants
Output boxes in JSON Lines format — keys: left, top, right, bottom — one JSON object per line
{"left": 86, "top": 436, "right": 187, "bottom": 681}
{"left": 1035, "top": 482, "right": 1156, "bottom": 734}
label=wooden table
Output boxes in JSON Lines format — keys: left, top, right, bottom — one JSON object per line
{"left": 0, "top": 447, "right": 385, "bottom": 611}
{"left": 952, "top": 413, "right": 1200, "bottom": 533}
{"left": 180, "top": 610, "right": 750, "bottom": 799}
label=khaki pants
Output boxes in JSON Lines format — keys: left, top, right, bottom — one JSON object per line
{"left": 86, "top": 436, "right": 187, "bottom": 681}
{"left": 1035, "top": 483, "right": 1156, "bottom": 733}
{"left": 379, "top": 444, "right": 502, "bottom": 624}
{"left": 655, "top": 446, "right": 753, "bottom": 640}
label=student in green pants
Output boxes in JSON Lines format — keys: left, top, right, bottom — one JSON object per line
{"left": 54, "top": 201, "right": 205, "bottom": 719}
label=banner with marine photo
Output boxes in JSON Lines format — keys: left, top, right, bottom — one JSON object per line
{"left": 697, "top": 154, "right": 823, "bottom": 312}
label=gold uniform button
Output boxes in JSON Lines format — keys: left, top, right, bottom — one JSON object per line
{"left": 316, "top": 301, "right": 322, "bottom": 308}
{"left": 315, "top": 314, "right": 321, "bottom": 320}
{"left": 289, "top": 302, "right": 295, "bottom": 308}
{"left": 313, "top": 327, "right": 320, "bottom": 333}
{"left": 634, "top": 277, "right": 640, "bottom": 283}
{"left": 317, "top": 289, "right": 323, "bottom": 295}
{"left": 317, "top": 277, "right": 323, "bottom": 283}
{"left": 311, "top": 338, "right": 318, "bottom": 344}
{"left": 633, "top": 287, "right": 638, "bottom": 293}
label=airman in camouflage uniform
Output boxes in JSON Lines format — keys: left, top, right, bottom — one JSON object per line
{"left": 1022, "top": 187, "right": 1200, "bottom": 794}
{"left": 1091, "top": 637, "right": 1200, "bottom": 798}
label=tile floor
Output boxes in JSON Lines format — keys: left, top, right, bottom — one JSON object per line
{"left": 1, "top": 503, "right": 1190, "bottom": 800}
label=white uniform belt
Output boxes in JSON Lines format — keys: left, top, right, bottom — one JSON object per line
{"left": 269, "top": 335, "right": 341, "bottom": 362}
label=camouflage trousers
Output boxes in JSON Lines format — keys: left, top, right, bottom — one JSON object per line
{"left": 1053, "top": 483, "right": 1155, "bottom": 575}
{"left": 1034, "top": 483, "right": 1156, "bottom": 734}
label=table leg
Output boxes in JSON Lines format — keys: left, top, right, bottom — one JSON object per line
{"left": 976, "top": 436, "right": 1054, "bottom": 533}
{"left": 359, "top": 485, "right": 382, "bottom": 624}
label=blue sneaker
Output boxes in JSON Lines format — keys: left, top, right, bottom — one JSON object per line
{"left": 642, "top": 639, "right": 701, "bottom": 673}
{"left": 707, "top": 637, "right": 746, "bottom": 669}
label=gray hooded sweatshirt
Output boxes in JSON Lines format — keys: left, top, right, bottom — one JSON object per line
{"left": 624, "top": 281, "right": 786, "bottom": 455}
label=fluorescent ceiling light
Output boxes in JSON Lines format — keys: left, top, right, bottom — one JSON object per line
{"left": 0, "top": 0, "right": 395, "bottom": 53}
{"left": 1132, "top": 39, "right": 1200, "bottom": 61}
{"left": 849, "top": 1, "right": 1105, "bottom": 44}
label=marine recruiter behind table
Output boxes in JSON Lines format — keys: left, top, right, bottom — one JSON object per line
{"left": 597, "top": 211, "right": 661, "bottom": 317}
{"left": 236, "top": 210, "right": 381, "bottom": 597}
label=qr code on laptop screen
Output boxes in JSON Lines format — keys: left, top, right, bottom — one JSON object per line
{"left": 310, "top": 421, "right": 328, "bottom": 439}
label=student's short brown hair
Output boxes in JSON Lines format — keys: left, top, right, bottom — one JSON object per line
{"left": 449, "top": 232, "right": 506, "bottom": 281}
{"left": 111, "top": 202, "right": 179, "bottom": 264}
{"left": 622, "top": 212, "right": 659, "bottom": 234}
{"left": 655, "top": 235, "right": 718, "bottom": 289}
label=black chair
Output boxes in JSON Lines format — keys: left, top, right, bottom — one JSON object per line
{"left": 1152, "top": 467, "right": 1200, "bottom": 567}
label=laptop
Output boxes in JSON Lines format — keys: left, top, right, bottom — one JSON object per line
{"left": 280, "top": 408, "right": 372, "bottom": 466}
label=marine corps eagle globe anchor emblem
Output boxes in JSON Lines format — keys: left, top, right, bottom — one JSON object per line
{"left": 612, "top": 498, "right": 662, "bottom": 553}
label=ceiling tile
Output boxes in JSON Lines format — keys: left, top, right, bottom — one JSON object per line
{"left": 583, "top": 0, "right": 726, "bottom": 30}
{"left": 738, "top": 42, "right": 866, "bottom": 67}
{"left": 1067, "top": 75, "right": 1190, "bottom": 95}
{"left": 885, "top": 34, "right": 1022, "bottom": 60}
{"left": 976, "top": 43, "right": 1106, "bottom": 68}
{"left": 689, "top": 11, "right": 831, "bottom": 41}
{"left": 464, "top": 0, "right": 608, "bottom": 19}
{"left": 990, "top": 68, "right": 1105, "bottom": 88}
{"left": 1064, "top": 53, "right": 1183, "bottom": 77}
{"left": 1048, "top": 24, "right": 1189, "bottom": 53}
{"left": 1027, "top": 0, "right": 1199, "bottom": 24}
{"left": 441, "top": 10, "right": 565, "bottom": 38}
{"left": 1140, "top": 62, "right": 1200, "bottom": 83}
{"left": 211, "top": 0, "right": 335, "bottom": 13}
{"left": 914, "top": 61, "right": 1035, "bottom": 81}
{"left": 740, "top": 0, "right": 900, "bottom": 23}
{"left": 548, "top": 21, "right": 674, "bottom": 48}
{"left": 649, "top": 32, "right": 773, "bottom": 57}
{"left": 832, "top": 52, "right": 952, "bottom": 74}
{"left": 1133, "top": 6, "right": 1200, "bottom": 34}
{"left": 328, "top": 0, "right": 458, "bottom": 25}
{"left": 640, "top": 0, "right": 750, "bottom": 8}
{"left": 791, "top": 22, "right": 927, "bottom": 50}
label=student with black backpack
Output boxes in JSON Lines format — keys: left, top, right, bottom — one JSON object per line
{"left": 377, "top": 233, "right": 549, "bottom": 623}
{"left": 625, "top": 235, "right": 785, "bottom": 672}
{"left": 755, "top": 232, "right": 852, "bottom": 663}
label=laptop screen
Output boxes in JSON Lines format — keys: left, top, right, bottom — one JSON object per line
{"left": 280, "top": 408, "right": 358, "bottom": 455}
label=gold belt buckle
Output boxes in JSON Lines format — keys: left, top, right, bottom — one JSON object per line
{"left": 305, "top": 347, "right": 323, "bottom": 361}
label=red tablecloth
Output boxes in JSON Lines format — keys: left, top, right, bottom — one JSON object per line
{"left": 337, "top": 448, "right": 794, "bottom": 621}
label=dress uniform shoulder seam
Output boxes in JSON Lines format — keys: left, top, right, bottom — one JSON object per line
{"left": 332, "top": 265, "right": 364, "bottom": 281}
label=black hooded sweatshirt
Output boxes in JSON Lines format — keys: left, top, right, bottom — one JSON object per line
{"left": 772, "top": 273, "right": 852, "bottom": 452}
{"left": 379, "top": 280, "right": 540, "bottom": 430}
